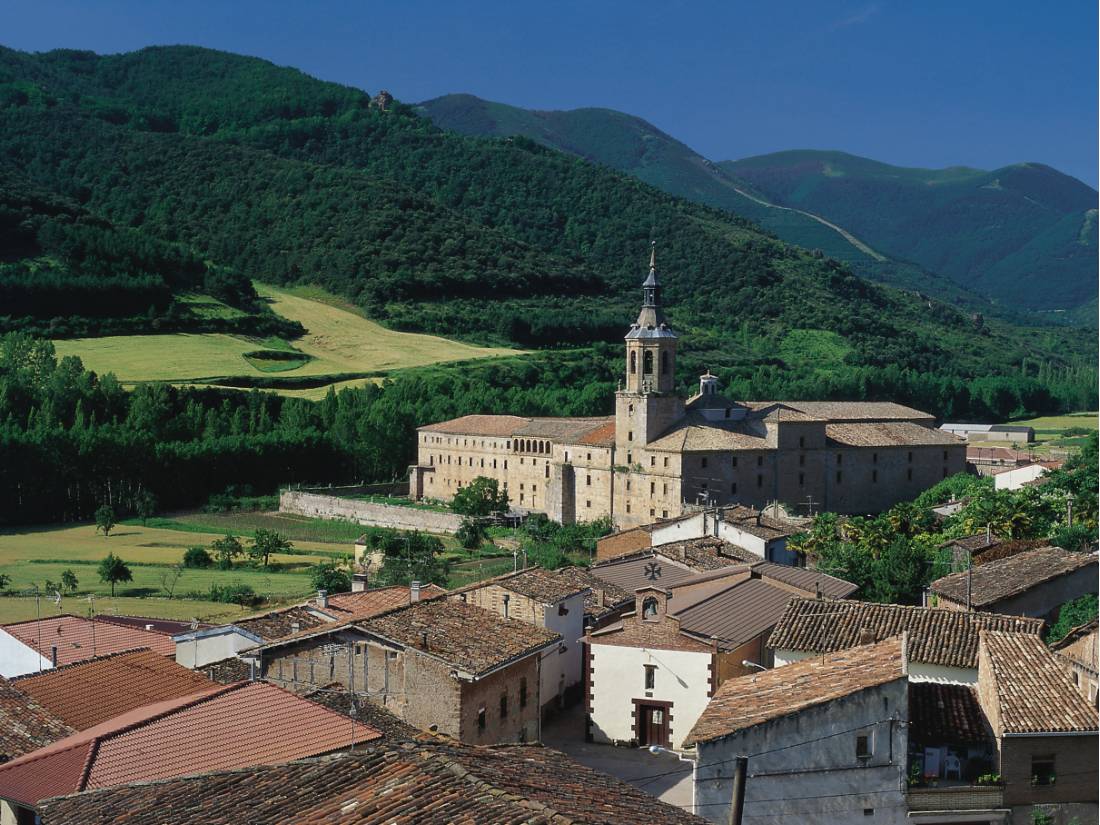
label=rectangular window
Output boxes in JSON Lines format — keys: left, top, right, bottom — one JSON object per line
{"left": 663, "top": 483, "right": 668, "bottom": 495}
{"left": 943, "top": 450, "right": 948, "bottom": 461}
{"left": 627, "top": 452, "right": 632, "bottom": 464}
{"left": 799, "top": 436, "right": 805, "bottom": 448}
{"left": 504, "top": 460, "right": 508, "bottom": 470}
{"left": 799, "top": 454, "right": 805, "bottom": 466}
{"left": 872, "top": 452, "right": 878, "bottom": 464}
{"left": 520, "top": 494, "right": 524, "bottom": 503}
{"left": 586, "top": 500, "right": 591, "bottom": 508}
{"left": 1031, "top": 755, "right": 1056, "bottom": 786}
{"left": 701, "top": 456, "right": 708, "bottom": 468}
{"left": 626, "top": 503, "right": 631, "bottom": 513}
{"left": 872, "top": 470, "right": 878, "bottom": 483}
{"left": 650, "top": 482, "right": 655, "bottom": 494}
{"left": 731, "top": 483, "right": 737, "bottom": 494}
{"left": 650, "top": 456, "right": 656, "bottom": 466}
{"left": 628, "top": 431, "right": 634, "bottom": 441}
{"left": 756, "top": 474, "right": 763, "bottom": 488}
{"left": 732, "top": 457, "right": 738, "bottom": 468}
{"left": 908, "top": 451, "right": 913, "bottom": 463}
{"left": 837, "top": 453, "right": 843, "bottom": 465}
{"left": 907, "top": 468, "right": 913, "bottom": 481}
{"left": 478, "top": 707, "right": 486, "bottom": 731}
{"left": 520, "top": 483, "right": 524, "bottom": 490}
{"left": 545, "top": 464, "right": 549, "bottom": 478}
{"left": 856, "top": 734, "right": 872, "bottom": 759}
{"left": 520, "top": 678, "right": 528, "bottom": 708}
{"left": 500, "top": 693, "right": 508, "bottom": 719}
{"left": 663, "top": 457, "right": 669, "bottom": 467}
{"left": 650, "top": 508, "right": 656, "bottom": 517}
{"left": 531, "top": 484, "right": 536, "bottom": 493}
{"left": 586, "top": 475, "right": 592, "bottom": 486}
{"left": 587, "top": 452, "right": 591, "bottom": 461}
{"left": 662, "top": 510, "right": 668, "bottom": 518}
{"left": 799, "top": 473, "right": 804, "bottom": 486}
{"left": 757, "top": 456, "right": 763, "bottom": 467}
{"left": 626, "top": 480, "right": 631, "bottom": 491}
{"left": 837, "top": 471, "right": 843, "bottom": 484}
{"left": 644, "top": 665, "right": 656, "bottom": 690}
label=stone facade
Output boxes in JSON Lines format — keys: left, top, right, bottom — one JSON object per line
{"left": 411, "top": 248, "right": 965, "bottom": 528}
{"left": 280, "top": 489, "right": 463, "bottom": 534}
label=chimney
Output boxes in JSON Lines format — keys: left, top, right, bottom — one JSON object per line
{"left": 410, "top": 581, "right": 421, "bottom": 603}
{"left": 145, "top": 624, "right": 155, "bottom": 631}
{"left": 503, "top": 593, "right": 511, "bottom": 620}
{"left": 290, "top": 621, "right": 301, "bottom": 634}
{"left": 420, "top": 631, "right": 429, "bottom": 650}
{"left": 50, "top": 645, "right": 58, "bottom": 667}
{"left": 815, "top": 581, "right": 822, "bottom": 600}
{"left": 858, "top": 627, "right": 877, "bottom": 646}
{"left": 317, "top": 589, "right": 328, "bottom": 608}
{"left": 985, "top": 524, "right": 992, "bottom": 545}
{"left": 596, "top": 588, "right": 606, "bottom": 608}
{"left": 678, "top": 543, "right": 687, "bottom": 562}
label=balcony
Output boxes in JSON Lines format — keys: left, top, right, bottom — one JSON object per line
{"left": 908, "top": 784, "right": 1005, "bottom": 811}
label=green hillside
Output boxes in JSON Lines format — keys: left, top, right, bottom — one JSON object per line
{"left": 417, "top": 93, "right": 985, "bottom": 307}
{"left": 0, "top": 45, "right": 1093, "bottom": 401}
{"left": 722, "top": 150, "right": 1098, "bottom": 311}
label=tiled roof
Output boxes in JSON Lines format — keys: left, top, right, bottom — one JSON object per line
{"left": 826, "top": 421, "right": 961, "bottom": 447}
{"left": 0, "top": 682, "right": 380, "bottom": 807}
{"left": 747, "top": 400, "right": 932, "bottom": 422}
{"left": 232, "top": 605, "right": 332, "bottom": 641}
{"left": 575, "top": 419, "right": 617, "bottom": 446}
{"left": 646, "top": 414, "right": 769, "bottom": 452}
{"left": 359, "top": 599, "right": 561, "bottom": 677}
{"left": 930, "top": 546, "right": 1096, "bottom": 607}
{"left": 980, "top": 631, "right": 1098, "bottom": 735}
{"left": 939, "top": 533, "right": 1002, "bottom": 553}
{"left": 769, "top": 599, "right": 1044, "bottom": 669}
{"left": 552, "top": 566, "right": 633, "bottom": 620}
{"left": 200, "top": 656, "right": 253, "bottom": 684}
{"left": 721, "top": 505, "right": 802, "bottom": 539}
{"left": 684, "top": 637, "right": 906, "bottom": 746}
{"left": 516, "top": 416, "right": 613, "bottom": 444}
{"left": 417, "top": 414, "right": 529, "bottom": 436}
{"left": 657, "top": 536, "right": 759, "bottom": 569}
{"left": 316, "top": 585, "right": 446, "bottom": 619}
{"left": 2, "top": 615, "right": 175, "bottom": 665}
{"left": 39, "top": 741, "right": 707, "bottom": 825}
{"left": 11, "top": 649, "right": 213, "bottom": 730}
{"left": 908, "top": 683, "right": 990, "bottom": 745}
{"left": 973, "top": 538, "right": 1048, "bottom": 566}
{"left": 93, "top": 615, "right": 209, "bottom": 635}
{"left": 303, "top": 685, "right": 424, "bottom": 740}
{"left": 0, "top": 678, "right": 72, "bottom": 762}
{"left": 753, "top": 562, "right": 858, "bottom": 600}
{"left": 449, "top": 566, "right": 590, "bottom": 604}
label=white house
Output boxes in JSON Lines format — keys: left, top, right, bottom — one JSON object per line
{"left": 649, "top": 506, "right": 801, "bottom": 564}
{"left": 172, "top": 624, "right": 266, "bottom": 668}
{"left": 1, "top": 615, "right": 175, "bottom": 678}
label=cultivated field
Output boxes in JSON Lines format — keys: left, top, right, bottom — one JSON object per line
{"left": 53, "top": 283, "right": 520, "bottom": 398}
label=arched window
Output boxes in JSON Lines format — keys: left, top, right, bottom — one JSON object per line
{"left": 660, "top": 351, "right": 669, "bottom": 375}
{"left": 629, "top": 351, "right": 637, "bottom": 374}
{"left": 643, "top": 351, "right": 654, "bottom": 375}
{"left": 642, "top": 597, "right": 659, "bottom": 620}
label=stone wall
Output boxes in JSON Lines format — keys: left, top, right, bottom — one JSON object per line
{"left": 279, "top": 490, "right": 462, "bottom": 534}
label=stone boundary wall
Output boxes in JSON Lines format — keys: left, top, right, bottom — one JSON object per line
{"left": 279, "top": 490, "right": 462, "bottom": 534}
{"left": 286, "top": 482, "right": 408, "bottom": 497}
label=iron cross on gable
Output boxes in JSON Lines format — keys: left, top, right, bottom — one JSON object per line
{"left": 644, "top": 561, "right": 662, "bottom": 581}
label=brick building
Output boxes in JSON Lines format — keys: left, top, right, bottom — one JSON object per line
{"left": 410, "top": 245, "right": 965, "bottom": 528}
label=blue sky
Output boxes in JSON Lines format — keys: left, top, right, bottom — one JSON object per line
{"left": 4, "top": 0, "right": 1097, "bottom": 185}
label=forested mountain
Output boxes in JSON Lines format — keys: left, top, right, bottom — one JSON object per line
{"left": 420, "top": 94, "right": 1097, "bottom": 316}
{"left": 0, "top": 46, "right": 1093, "bottom": 398}
{"left": 722, "top": 151, "right": 1098, "bottom": 312}
{"left": 0, "top": 177, "right": 301, "bottom": 338}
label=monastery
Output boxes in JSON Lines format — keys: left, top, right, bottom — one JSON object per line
{"left": 410, "top": 245, "right": 966, "bottom": 528}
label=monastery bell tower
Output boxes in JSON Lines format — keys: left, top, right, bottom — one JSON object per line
{"left": 615, "top": 243, "right": 684, "bottom": 449}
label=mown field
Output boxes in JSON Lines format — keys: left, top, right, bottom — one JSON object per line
{"left": 53, "top": 282, "right": 521, "bottom": 399}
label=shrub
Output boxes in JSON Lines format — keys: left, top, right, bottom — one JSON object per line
{"left": 183, "top": 546, "right": 213, "bottom": 568}
{"left": 310, "top": 561, "right": 351, "bottom": 594}
{"left": 206, "top": 582, "right": 261, "bottom": 607}
{"left": 456, "top": 518, "right": 488, "bottom": 550}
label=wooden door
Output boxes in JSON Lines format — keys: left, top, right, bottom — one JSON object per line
{"left": 639, "top": 704, "right": 669, "bottom": 748}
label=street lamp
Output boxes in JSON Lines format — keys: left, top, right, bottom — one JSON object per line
{"left": 642, "top": 745, "right": 697, "bottom": 815}
{"left": 741, "top": 660, "right": 767, "bottom": 672}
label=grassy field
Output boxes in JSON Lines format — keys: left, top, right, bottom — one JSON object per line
{"left": 1012, "top": 412, "right": 1098, "bottom": 432}
{"left": 0, "top": 595, "right": 252, "bottom": 625}
{"left": 53, "top": 283, "right": 521, "bottom": 398}
{"left": 966, "top": 411, "right": 1098, "bottom": 455}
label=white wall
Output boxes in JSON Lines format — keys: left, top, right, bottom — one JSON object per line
{"left": 716, "top": 521, "right": 768, "bottom": 557}
{"left": 539, "top": 592, "right": 586, "bottom": 706}
{"left": 173, "top": 628, "right": 258, "bottom": 668}
{"left": 0, "top": 630, "right": 51, "bottom": 677}
{"left": 994, "top": 464, "right": 1049, "bottom": 491}
{"left": 651, "top": 512, "right": 706, "bottom": 546}
{"left": 589, "top": 643, "right": 712, "bottom": 749}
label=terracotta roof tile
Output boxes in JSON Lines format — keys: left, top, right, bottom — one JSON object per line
{"left": 0, "top": 682, "right": 379, "bottom": 807}
{"left": 553, "top": 566, "right": 633, "bottom": 620}
{"left": 826, "top": 421, "right": 962, "bottom": 447}
{"left": 232, "top": 605, "right": 332, "bottom": 641}
{"left": 720, "top": 505, "right": 803, "bottom": 539}
{"left": 769, "top": 599, "right": 1043, "bottom": 669}
{"left": 3, "top": 615, "right": 175, "bottom": 665}
{"left": 747, "top": 400, "right": 932, "bottom": 421}
{"left": 417, "top": 414, "right": 529, "bottom": 436}
{"left": 358, "top": 599, "right": 560, "bottom": 677}
{"left": 92, "top": 616, "right": 210, "bottom": 635}
{"left": 11, "top": 649, "right": 213, "bottom": 730}
{"left": 930, "top": 546, "right": 1096, "bottom": 607}
{"left": 980, "top": 631, "right": 1098, "bottom": 734}
{"left": 200, "top": 656, "right": 253, "bottom": 684}
{"left": 908, "top": 683, "right": 990, "bottom": 745}
{"left": 39, "top": 741, "right": 707, "bottom": 825}
{"left": 0, "top": 678, "right": 72, "bottom": 762}
{"left": 302, "top": 685, "right": 424, "bottom": 740}
{"left": 449, "top": 566, "right": 590, "bottom": 604}
{"left": 685, "top": 637, "right": 906, "bottom": 746}
{"left": 317, "top": 585, "right": 446, "bottom": 619}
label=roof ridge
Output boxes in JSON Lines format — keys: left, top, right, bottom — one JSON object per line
{"left": 2, "top": 613, "right": 79, "bottom": 628}
{"left": 791, "top": 596, "right": 1045, "bottom": 625}
{"left": 11, "top": 646, "right": 154, "bottom": 682}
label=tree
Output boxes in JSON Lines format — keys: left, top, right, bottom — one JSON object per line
{"left": 97, "top": 553, "right": 132, "bottom": 596}
{"left": 451, "top": 476, "right": 509, "bottom": 518}
{"left": 183, "top": 546, "right": 213, "bottom": 568}
{"left": 1046, "top": 594, "right": 1099, "bottom": 644}
{"left": 310, "top": 561, "right": 351, "bottom": 594}
{"left": 210, "top": 534, "right": 244, "bottom": 570}
{"left": 249, "top": 529, "right": 291, "bottom": 567}
{"left": 60, "top": 569, "right": 79, "bottom": 593}
{"left": 0, "top": 573, "right": 9, "bottom": 592}
{"left": 95, "top": 504, "right": 116, "bottom": 537}
{"left": 456, "top": 518, "right": 487, "bottom": 550}
{"left": 375, "top": 530, "right": 449, "bottom": 587}
{"left": 158, "top": 563, "right": 184, "bottom": 598}
{"left": 135, "top": 490, "right": 157, "bottom": 525}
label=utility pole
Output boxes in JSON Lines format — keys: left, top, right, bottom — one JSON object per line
{"left": 965, "top": 548, "right": 973, "bottom": 612}
{"left": 727, "top": 756, "right": 747, "bottom": 825}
